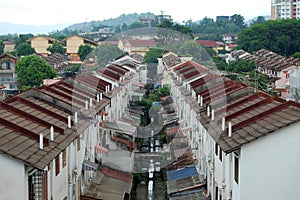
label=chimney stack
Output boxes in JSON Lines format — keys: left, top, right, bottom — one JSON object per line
{"left": 96, "top": 94, "right": 100, "bottom": 102}
{"left": 211, "top": 109, "right": 215, "bottom": 120}
{"left": 100, "top": 93, "right": 103, "bottom": 100}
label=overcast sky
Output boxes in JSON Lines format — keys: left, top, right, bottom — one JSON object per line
{"left": 0, "top": 0, "right": 270, "bottom": 25}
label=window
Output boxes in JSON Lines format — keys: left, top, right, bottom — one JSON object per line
{"left": 62, "top": 149, "right": 66, "bottom": 168}
{"left": 215, "top": 186, "right": 219, "bottom": 200}
{"left": 55, "top": 155, "right": 60, "bottom": 176}
{"left": 28, "top": 170, "right": 47, "bottom": 200}
{"left": 77, "top": 137, "right": 81, "bottom": 151}
{"left": 234, "top": 156, "right": 239, "bottom": 184}
{"left": 219, "top": 146, "right": 223, "bottom": 161}
{"left": 6, "top": 61, "right": 11, "bottom": 69}
{"left": 215, "top": 143, "right": 219, "bottom": 156}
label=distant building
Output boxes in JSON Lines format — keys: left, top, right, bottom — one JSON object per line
{"left": 65, "top": 35, "right": 97, "bottom": 63}
{"left": 156, "top": 11, "right": 173, "bottom": 23}
{"left": 28, "top": 36, "right": 63, "bottom": 56}
{"left": 139, "top": 17, "right": 152, "bottom": 26}
{"left": 196, "top": 40, "right": 225, "bottom": 53}
{"left": 271, "top": 0, "right": 300, "bottom": 20}
{"left": 0, "top": 54, "right": 19, "bottom": 97}
{"left": 118, "top": 39, "right": 156, "bottom": 56}
{"left": 3, "top": 41, "right": 15, "bottom": 53}
{"left": 40, "top": 53, "right": 69, "bottom": 76}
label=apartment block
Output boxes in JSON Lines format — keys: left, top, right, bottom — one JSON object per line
{"left": 271, "top": 0, "right": 300, "bottom": 19}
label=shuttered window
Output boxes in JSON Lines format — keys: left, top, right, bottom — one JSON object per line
{"left": 55, "top": 155, "right": 60, "bottom": 176}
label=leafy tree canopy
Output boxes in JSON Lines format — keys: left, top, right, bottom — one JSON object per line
{"left": 0, "top": 40, "right": 4, "bottom": 55}
{"left": 237, "top": 19, "right": 300, "bottom": 56}
{"left": 144, "top": 47, "right": 165, "bottom": 63}
{"left": 16, "top": 55, "right": 57, "bottom": 89}
{"left": 47, "top": 41, "right": 66, "bottom": 54}
{"left": 15, "top": 42, "right": 35, "bottom": 57}
{"left": 15, "top": 34, "right": 34, "bottom": 46}
{"left": 78, "top": 44, "right": 93, "bottom": 61}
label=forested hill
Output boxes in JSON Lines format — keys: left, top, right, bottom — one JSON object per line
{"left": 66, "top": 12, "right": 155, "bottom": 32}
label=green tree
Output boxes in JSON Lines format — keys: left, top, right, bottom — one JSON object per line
{"left": 292, "top": 52, "right": 300, "bottom": 59}
{"left": 178, "top": 40, "right": 210, "bottom": 62}
{"left": 16, "top": 55, "right": 57, "bottom": 89}
{"left": 250, "top": 16, "right": 266, "bottom": 25}
{"left": 144, "top": 48, "right": 165, "bottom": 63}
{"left": 94, "top": 44, "right": 124, "bottom": 67}
{"left": 47, "top": 41, "right": 66, "bottom": 54}
{"left": 0, "top": 40, "right": 4, "bottom": 55}
{"left": 213, "top": 56, "right": 227, "bottom": 71}
{"left": 128, "top": 22, "right": 147, "bottom": 29}
{"left": 237, "top": 19, "right": 300, "bottom": 56}
{"left": 78, "top": 44, "right": 93, "bottom": 61}
{"left": 230, "top": 14, "right": 246, "bottom": 29}
{"left": 15, "top": 42, "right": 35, "bottom": 57}
{"left": 15, "top": 34, "right": 34, "bottom": 46}
{"left": 228, "top": 59, "right": 255, "bottom": 73}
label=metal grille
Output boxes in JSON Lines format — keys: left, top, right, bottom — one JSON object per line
{"left": 29, "top": 170, "right": 47, "bottom": 200}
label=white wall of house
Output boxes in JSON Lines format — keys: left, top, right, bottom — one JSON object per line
{"left": 239, "top": 122, "right": 300, "bottom": 200}
{"left": 0, "top": 153, "right": 27, "bottom": 200}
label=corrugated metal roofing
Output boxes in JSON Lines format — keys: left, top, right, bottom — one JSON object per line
{"left": 167, "top": 166, "right": 198, "bottom": 181}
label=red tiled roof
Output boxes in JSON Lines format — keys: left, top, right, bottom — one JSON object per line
{"left": 101, "top": 166, "right": 133, "bottom": 183}
{"left": 196, "top": 40, "right": 225, "bottom": 48}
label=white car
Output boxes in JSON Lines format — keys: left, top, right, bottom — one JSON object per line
{"left": 148, "top": 180, "right": 153, "bottom": 197}
{"left": 149, "top": 171, "right": 154, "bottom": 179}
{"left": 155, "top": 162, "right": 161, "bottom": 172}
{"left": 149, "top": 161, "right": 154, "bottom": 173}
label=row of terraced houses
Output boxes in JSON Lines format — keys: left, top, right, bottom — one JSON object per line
{"left": 0, "top": 54, "right": 146, "bottom": 200}
{"left": 159, "top": 51, "right": 300, "bottom": 200}
{"left": 1, "top": 43, "right": 300, "bottom": 200}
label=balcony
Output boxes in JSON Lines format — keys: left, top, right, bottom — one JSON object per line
{"left": 0, "top": 77, "right": 18, "bottom": 83}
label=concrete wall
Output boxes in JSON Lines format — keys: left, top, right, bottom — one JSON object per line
{"left": 0, "top": 153, "right": 27, "bottom": 200}
{"left": 240, "top": 123, "right": 300, "bottom": 200}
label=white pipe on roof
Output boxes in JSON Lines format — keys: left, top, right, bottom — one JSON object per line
{"left": 228, "top": 121, "right": 232, "bottom": 137}
{"left": 207, "top": 106, "right": 210, "bottom": 117}
{"left": 222, "top": 117, "right": 226, "bottom": 131}
{"left": 39, "top": 133, "right": 43, "bottom": 149}
{"left": 85, "top": 100, "right": 89, "bottom": 110}
{"left": 74, "top": 112, "right": 78, "bottom": 124}
{"left": 89, "top": 98, "right": 93, "bottom": 107}
{"left": 50, "top": 126, "right": 54, "bottom": 141}
{"left": 68, "top": 116, "right": 71, "bottom": 128}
